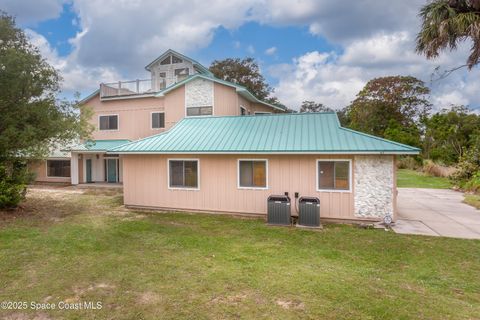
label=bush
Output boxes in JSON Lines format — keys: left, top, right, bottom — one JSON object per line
{"left": 0, "top": 161, "right": 32, "bottom": 209}
{"left": 463, "top": 172, "right": 480, "bottom": 193}
{"left": 422, "top": 160, "right": 456, "bottom": 178}
{"left": 451, "top": 147, "right": 480, "bottom": 190}
{"left": 397, "top": 156, "right": 422, "bottom": 170}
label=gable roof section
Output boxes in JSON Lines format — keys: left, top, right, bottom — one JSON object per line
{"left": 145, "top": 49, "right": 213, "bottom": 76}
{"left": 110, "top": 113, "right": 420, "bottom": 154}
{"left": 155, "top": 73, "right": 286, "bottom": 111}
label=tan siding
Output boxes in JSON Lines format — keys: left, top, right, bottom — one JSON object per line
{"left": 164, "top": 86, "right": 185, "bottom": 129}
{"left": 83, "top": 88, "right": 185, "bottom": 141}
{"left": 123, "top": 154, "right": 358, "bottom": 220}
{"left": 214, "top": 83, "right": 239, "bottom": 116}
{"left": 29, "top": 160, "right": 71, "bottom": 183}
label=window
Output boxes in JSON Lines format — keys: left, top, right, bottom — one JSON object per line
{"left": 169, "top": 160, "right": 199, "bottom": 189}
{"left": 174, "top": 68, "right": 189, "bottom": 81}
{"left": 47, "top": 160, "right": 71, "bottom": 177}
{"left": 151, "top": 112, "right": 165, "bottom": 129}
{"left": 317, "top": 160, "right": 351, "bottom": 191}
{"left": 240, "top": 106, "right": 247, "bottom": 116}
{"left": 238, "top": 160, "right": 267, "bottom": 189}
{"left": 99, "top": 115, "right": 118, "bottom": 130}
{"left": 186, "top": 106, "right": 212, "bottom": 116}
{"left": 254, "top": 112, "right": 271, "bottom": 115}
{"left": 172, "top": 55, "right": 183, "bottom": 64}
{"left": 160, "top": 56, "right": 171, "bottom": 65}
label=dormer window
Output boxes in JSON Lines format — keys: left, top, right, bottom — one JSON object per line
{"left": 160, "top": 56, "right": 171, "bottom": 65}
{"left": 172, "top": 55, "right": 183, "bottom": 64}
{"left": 160, "top": 55, "right": 184, "bottom": 65}
{"left": 175, "top": 68, "right": 189, "bottom": 81}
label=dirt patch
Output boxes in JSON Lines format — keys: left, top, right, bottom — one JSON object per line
{"left": 137, "top": 291, "right": 162, "bottom": 305}
{"left": 210, "top": 293, "right": 248, "bottom": 305}
{"left": 275, "top": 299, "right": 305, "bottom": 310}
{"left": 66, "top": 283, "right": 116, "bottom": 302}
{"left": 3, "top": 313, "right": 51, "bottom": 320}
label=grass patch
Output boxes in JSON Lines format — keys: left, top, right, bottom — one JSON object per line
{"left": 464, "top": 194, "right": 480, "bottom": 210}
{"left": 397, "top": 169, "right": 453, "bottom": 189}
{"left": 1, "top": 188, "right": 479, "bottom": 319}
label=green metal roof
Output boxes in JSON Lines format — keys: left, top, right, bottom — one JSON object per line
{"left": 67, "top": 140, "right": 131, "bottom": 152}
{"left": 109, "top": 113, "right": 420, "bottom": 154}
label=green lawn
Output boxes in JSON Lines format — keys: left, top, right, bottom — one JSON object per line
{"left": 464, "top": 194, "right": 480, "bottom": 210}
{"left": 1, "top": 188, "right": 479, "bottom": 319}
{"left": 397, "top": 169, "right": 453, "bottom": 189}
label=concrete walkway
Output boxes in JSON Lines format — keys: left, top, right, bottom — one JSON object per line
{"left": 394, "top": 188, "right": 480, "bottom": 239}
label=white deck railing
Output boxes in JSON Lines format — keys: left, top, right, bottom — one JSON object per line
{"left": 100, "top": 75, "right": 189, "bottom": 98}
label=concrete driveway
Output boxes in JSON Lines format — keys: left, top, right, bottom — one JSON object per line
{"left": 393, "top": 188, "right": 480, "bottom": 239}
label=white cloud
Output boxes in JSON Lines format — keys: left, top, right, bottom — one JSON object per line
{"left": 265, "top": 46, "right": 277, "bottom": 55}
{"left": 6, "top": 0, "right": 479, "bottom": 111}
{"left": 271, "top": 33, "right": 480, "bottom": 111}
{"left": 25, "top": 29, "right": 121, "bottom": 95}
{"left": 0, "top": 0, "right": 66, "bottom": 25}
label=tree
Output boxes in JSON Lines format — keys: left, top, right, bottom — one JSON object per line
{"left": 346, "top": 76, "right": 431, "bottom": 144}
{"left": 416, "top": 0, "right": 480, "bottom": 69}
{"left": 299, "top": 101, "right": 334, "bottom": 113}
{"left": 423, "top": 105, "right": 480, "bottom": 163}
{"left": 0, "top": 12, "right": 90, "bottom": 208}
{"left": 209, "top": 57, "right": 279, "bottom": 104}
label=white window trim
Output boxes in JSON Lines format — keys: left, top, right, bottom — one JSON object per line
{"left": 316, "top": 159, "right": 352, "bottom": 193}
{"left": 46, "top": 159, "right": 71, "bottom": 178}
{"left": 167, "top": 158, "right": 200, "bottom": 191}
{"left": 237, "top": 159, "right": 269, "bottom": 190}
{"left": 150, "top": 111, "right": 165, "bottom": 130}
{"left": 254, "top": 111, "right": 271, "bottom": 115}
{"left": 98, "top": 114, "right": 119, "bottom": 131}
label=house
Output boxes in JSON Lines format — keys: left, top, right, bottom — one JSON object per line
{"left": 29, "top": 49, "right": 420, "bottom": 222}
{"left": 30, "top": 49, "right": 284, "bottom": 185}
{"left": 110, "top": 112, "right": 419, "bottom": 221}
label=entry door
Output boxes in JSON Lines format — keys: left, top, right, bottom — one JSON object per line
{"left": 86, "top": 159, "right": 93, "bottom": 183}
{"left": 107, "top": 159, "right": 118, "bottom": 183}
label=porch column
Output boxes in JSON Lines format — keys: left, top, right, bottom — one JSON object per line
{"left": 71, "top": 152, "right": 79, "bottom": 185}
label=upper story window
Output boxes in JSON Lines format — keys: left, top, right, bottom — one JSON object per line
{"left": 240, "top": 106, "right": 247, "bottom": 116}
{"left": 254, "top": 112, "right": 271, "bottom": 115}
{"left": 47, "top": 160, "right": 71, "bottom": 178}
{"left": 172, "top": 55, "right": 183, "bottom": 64}
{"left": 238, "top": 160, "right": 268, "bottom": 189}
{"left": 152, "top": 112, "right": 165, "bottom": 129}
{"left": 186, "top": 106, "right": 212, "bottom": 117}
{"left": 175, "top": 68, "right": 189, "bottom": 81}
{"left": 99, "top": 115, "right": 118, "bottom": 131}
{"left": 317, "top": 160, "right": 351, "bottom": 192}
{"left": 160, "top": 55, "right": 183, "bottom": 65}
{"left": 168, "top": 159, "right": 199, "bottom": 189}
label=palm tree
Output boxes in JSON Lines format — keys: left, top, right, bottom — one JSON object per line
{"left": 416, "top": 0, "right": 480, "bottom": 69}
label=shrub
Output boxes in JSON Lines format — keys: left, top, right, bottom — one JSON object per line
{"left": 397, "top": 156, "right": 422, "bottom": 170}
{"left": 0, "top": 162, "right": 33, "bottom": 209}
{"left": 422, "top": 159, "right": 456, "bottom": 177}
{"left": 451, "top": 147, "right": 480, "bottom": 190}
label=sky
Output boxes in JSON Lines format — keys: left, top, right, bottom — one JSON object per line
{"left": 1, "top": 0, "right": 479, "bottom": 111}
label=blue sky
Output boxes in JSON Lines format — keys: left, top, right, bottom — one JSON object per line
{"left": 2, "top": 0, "right": 478, "bottom": 110}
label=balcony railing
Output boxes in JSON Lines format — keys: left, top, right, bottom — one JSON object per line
{"left": 100, "top": 75, "right": 189, "bottom": 99}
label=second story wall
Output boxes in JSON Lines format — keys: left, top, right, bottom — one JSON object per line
{"left": 85, "top": 95, "right": 167, "bottom": 141}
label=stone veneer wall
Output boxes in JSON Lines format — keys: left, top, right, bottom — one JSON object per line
{"left": 354, "top": 155, "right": 394, "bottom": 218}
{"left": 185, "top": 78, "right": 213, "bottom": 109}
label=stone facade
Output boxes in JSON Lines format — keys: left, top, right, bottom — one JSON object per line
{"left": 354, "top": 155, "right": 394, "bottom": 218}
{"left": 185, "top": 78, "right": 213, "bottom": 109}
